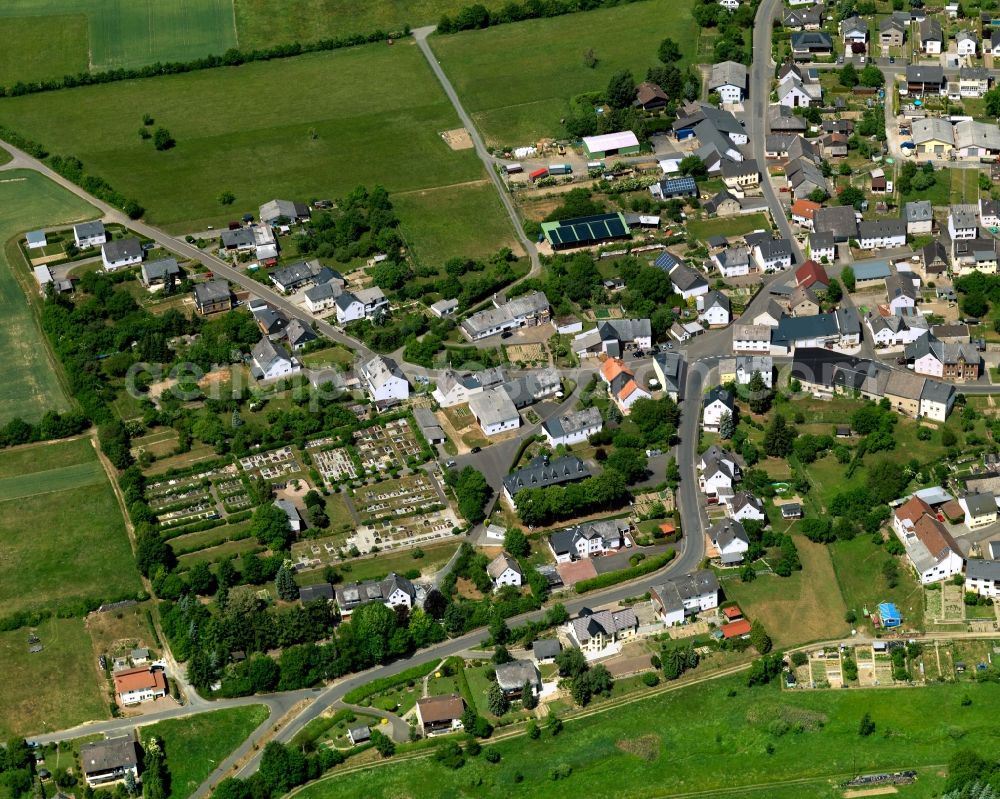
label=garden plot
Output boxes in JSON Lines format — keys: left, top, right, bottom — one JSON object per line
{"left": 854, "top": 646, "right": 877, "bottom": 686}
{"left": 940, "top": 583, "right": 966, "bottom": 622}
{"left": 634, "top": 489, "right": 675, "bottom": 516}
{"left": 306, "top": 439, "right": 359, "bottom": 483}
{"left": 924, "top": 586, "right": 943, "bottom": 620}
{"left": 872, "top": 655, "right": 896, "bottom": 685}
{"left": 354, "top": 418, "right": 423, "bottom": 472}
{"left": 239, "top": 446, "right": 303, "bottom": 481}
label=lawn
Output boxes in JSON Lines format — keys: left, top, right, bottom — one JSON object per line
{"left": 291, "top": 676, "right": 1000, "bottom": 799}
{"left": 431, "top": 0, "right": 700, "bottom": 145}
{"left": 333, "top": 541, "right": 460, "bottom": 584}
{"left": 0, "top": 437, "right": 142, "bottom": 618}
{"left": 899, "top": 167, "right": 951, "bottom": 208}
{"left": 394, "top": 182, "right": 521, "bottom": 264}
{"left": 0, "top": 171, "right": 97, "bottom": 423}
{"left": 725, "top": 535, "right": 848, "bottom": 648}
{"left": 0, "top": 42, "right": 488, "bottom": 233}
{"left": 0, "top": 617, "right": 106, "bottom": 739}
{"left": 829, "top": 535, "right": 925, "bottom": 633}
{"left": 0, "top": 0, "right": 238, "bottom": 81}
{"left": 948, "top": 166, "right": 981, "bottom": 206}
{"left": 686, "top": 212, "right": 772, "bottom": 244}
{"left": 139, "top": 705, "right": 269, "bottom": 799}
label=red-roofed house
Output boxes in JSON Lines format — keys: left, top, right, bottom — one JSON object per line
{"left": 721, "top": 619, "right": 752, "bottom": 639}
{"left": 791, "top": 199, "right": 822, "bottom": 229}
{"left": 795, "top": 259, "right": 830, "bottom": 292}
{"left": 600, "top": 358, "right": 651, "bottom": 416}
{"left": 114, "top": 667, "right": 167, "bottom": 705}
{"left": 892, "top": 495, "right": 934, "bottom": 538}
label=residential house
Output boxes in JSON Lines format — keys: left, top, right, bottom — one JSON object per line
{"left": 487, "top": 552, "right": 523, "bottom": 589}
{"left": 359, "top": 355, "right": 409, "bottom": 405}
{"left": 469, "top": 387, "right": 520, "bottom": 437}
{"left": 347, "top": 726, "right": 371, "bottom": 745}
{"left": 913, "top": 117, "right": 954, "bottom": 158}
{"left": 957, "top": 29, "right": 978, "bottom": 56}
{"left": 432, "top": 367, "right": 504, "bottom": 407}
{"left": 269, "top": 260, "right": 326, "bottom": 292}
{"left": 709, "top": 61, "right": 748, "bottom": 104}
{"left": 430, "top": 298, "right": 459, "bottom": 318}
{"left": 573, "top": 318, "right": 652, "bottom": 359}
{"left": 965, "top": 559, "right": 1000, "bottom": 599}
{"left": 259, "top": 198, "right": 310, "bottom": 225}
{"left": 335, "top": 573, "right": 416, "bottom": 615}
{"left": 460, "top": 291, "right": 550, "bottom": 340}
{"left": 542, "top": 407, "right": 603, "bottom": 447}
{"left": 532, "top": 639, "right": 562, "bottom": 663}
{"left": 866, "top": 312, "right": 929, "bottom": 347}
{"left": 733, "top": 323, "right": 772, "bottom": 353}
{"left": 494, "top": 660, "right": 541, "bottom": 698}
{"left": 700, "top": 290, "right": 732, "bottom": 326}
{"left": 73, "top": 220, "right": 106, "bottom": 248}
{"left": 252, "top": 302, "right": 289, "bottom": 338}
{"left": 920, "top": 239, "right": 950, "bottom": 279}
{"left": 698, "top": 444, "right": 741, "bottom": 497}
{"left": 702, "top": 386, "right": 735, "bottom": 432}
{"left": 193, "top": 280, "right": 232, "bottom": 315}
{"left": 841, "top": 15, "right": 868, "bottom": 47}
{"left": 884, "top": 369, "right": 926, "bottom": 417}
{"left": 919, "top": 18, "right": 943, "bottom": 53}
{"left": 885, "top": 272, "right": 918, "bottom": 313}
{"left": 920, "top": 380, "right": 955, "bottom": 422}
{"left": 906, "top": 336, "right": 981, "bottom": 381}
{"left": 303, "top": 275, "right": 346, "bottom": 313}
{"left": 958, "top": 66, "right": 991, "bottom": 97}
{"left": 335, "top": 287, "right": 390, "bottom": 324}
{"left": 754, "top": 300, "right": 785, "bottom": 328}
{"left": 600, "top": 357, "right": 651, "bottom": 415}
{"left": 790, "top": 31, "right": 834, "bottom": 59}
{"left": 650, "top": 570, "right": 720, "bottom": 625}
{"left": 570, "top": 607, "right": 638, "bottom": 653}
{"left": 989, "top": 28, "right": 1000, "bottom": 55}
{"left": 502, "top": 455, "right": 591, "bottom": 505}
{"left": 703, "top": 190, "right": 743, "bottom": 217}
{"left": 796, "top": 259, "right": 830, "bottom": 292}
{"left": 252, "top": 223, "right": 277, "bottom": 262}
{"left": 81, "top": 738, "right": 141, "bottom": 787}
{"left": 415, "top": 695, "right": 466, "bottom": 735}
{"left": 283, "top": 318, "right": 317, "bottom": 351}
{"left": 879, "top": 16, "right": 906, "bottom": 47}
{"left": 650, "top": 175, "right": 701, "bottom": 199}
{"left": 549, "top": 519, "right": 629, "bottom": 563}
{"left": 721, "top": 159, "right": 760, "bottom": 195}
{"left": 220, "top": 227, "right": 255, "bottom": 253}
{"left": 893, "top": 498, "right": 964, "bottom": 583}
{"left": 777, "top": 78, "right": 814, "bottom": 108}
{"left": 822, "top": 132, "right": 850, "bottom": 158}
{"left": 786, "top": 157, "right": 828, "bottom": 199}
{"left": 25, "top": 230, "right": 46, "bottom": 250}
{"left": 101, "top": 237, "right": 143, "bottom": 271}
{"left": 783, "top": 5, "right": 823, "bottom": 29}
{"left": 791, "top": 199, "right": 822, "bottom": 229}
{"left": 667, "top": 262, "right": 710, "bottom": 299}
{"left": 718, "top": 355, "right": 773, "bottom": 387}
{"left": 981, "top": 198, "right": 1000, "bottom": 228}
{"left": 725, "top": 491, "right": 767, "bottom": 522}
{"left": 634, "top": 81, "right": 669, "bottom": 110}
{"left": 274, "top": 499, "right": 304, "bottom": 532}
{"left": 767, "top": 106, "right": 808, "bottom": 135}
{"left": 114, "top": 667, "right": 167, "bottom": 705}
{"left": 813, "top": 205, "right": 858, "bottom": 242}
{"left": 299, "top": 583, "right": 335, "bottom": 604}
{"left": 960, "top": 492, "right": 998, "bottom": 530}
{"left": 140, "top": 258, "right": 180, "bottom": 289}
{"left": 709, "top": 518, "right": 751, "bottom": 564}
{"left": 789, "top": 285, "right": 821, "bottom": 317}
{"left": 858, "top": 219, "right": 907, "bottom": 250}
{"left": 250, "top": 338, "right": 300, "bottom": 382}
{"left": 752, "top": 237, "right": 793, "bottom": 272}
{"left": 713, "top": 246, "right": 753, "bottom": 278}
{"left": 809, "top": 231, "right": 836, "bottom": 262}
{"left": 653, "top": 351, "right": 685, "bottom": 400}
{"left": 905, "top": 200, "right": 934, "bottom": 235}
{"left": 952, "top": 237, "right": 999, "bottom": 275}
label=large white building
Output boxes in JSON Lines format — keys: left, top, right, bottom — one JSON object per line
{"left": 360, "top": 355, "right": 409, "bottom": 406}
{"left": 542, "top": 407, "right": 603, "bottom": 447}
{"left": 650, "top": 570, "right": 720, "bottom": 625}
{"left": 892, "top": 496, "right": 964, "bottom": 584}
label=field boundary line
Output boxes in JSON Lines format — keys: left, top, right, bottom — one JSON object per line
{"left": 393, "top": 179, "right": 491, "bottom": 196}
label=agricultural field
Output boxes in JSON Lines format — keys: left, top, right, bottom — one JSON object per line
{"left": 0, "top": 437, "right": 141, "bottom": 618}
{"left": 0, "top": 170, "right": 97, "bottom": 424}
{"left": 0, "top": 42, "right": 495, "bottom": 239}
{"left": 0, "top": 617, "right": 106, "bottom": 739}
{"left": 139, "top": 705, "right": 269, "bottom": 799}
{"left": 431, "top": 0, "right": 699, "bottom": 145}
{"left": 292, "top": 676, "right": 1000, "bottom": 799}
{"left": 0, "top": 0, "right": 238, "bottom": 82}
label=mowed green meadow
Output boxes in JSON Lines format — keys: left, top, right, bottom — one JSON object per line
{"left": 0, "top": 616, "right": 106, "bottom": 739}
{"left": 0, "top": 42, "right": 510, "bottom": 240}
{"left": 0, "top": 437, "right": 141, "bottom": 617}
{"left": 294, "top": 677, "right": 1000, "bottom": 799}
{"left": 0, "top": 170, "right": 96, "bottom": 424}
{"left": 140, "top": 706, "right": 269, "bottom": 799}
{"left": 432, "top": 0, "right": 700, "bottom": 145}
{"left": 0, "top": 0, "right": 237, "bottom": 80}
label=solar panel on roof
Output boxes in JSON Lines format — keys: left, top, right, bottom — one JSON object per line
{"left": 607, "top": 218, "right": 626, "bottom": 236}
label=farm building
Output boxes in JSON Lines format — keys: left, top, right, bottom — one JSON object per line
{"left": 541, "top": 213, "right": 631, "bottom": 250}
{"left": 582, "top": 131, "right": 641, "bottom": 158}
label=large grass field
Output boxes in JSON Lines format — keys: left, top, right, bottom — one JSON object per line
{"left": 431, "top": 0, "right": 700, "bottom": 145}
{"left": 0, "top": 42, "right": 515, "bottom": 246}
{"left": 0, "top": 617, "right": 106, "bottom": 739}
{"left": 0, "top": 170, "right": 96, "bottom": 423}
{"left": 0, "top": 0, "right": 238, "bottom": 82}
{"left": 0, "top": 437, "right": 141, "bottom": 617}
{"left": 292, "top": 676, "right": 1000, "bottom": 799}
{"left": 139, "top": 706, "right": 269, "bottom": 799}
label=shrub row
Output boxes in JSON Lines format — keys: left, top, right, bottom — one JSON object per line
{"left": 574, "top": 549, "right": 675, "bottom": 594}
{"left": 342, "top": 660, "right": 439, "bottom": 704}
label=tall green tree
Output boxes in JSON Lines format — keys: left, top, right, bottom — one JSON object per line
{"left": 487, "top": 681, "right": 510, "bottom": 716}
{"left": 657, "top": 37, "right": 682, "bottom": 64}
{"left": 606, "top": 69, "right": 637, "bottom": 109}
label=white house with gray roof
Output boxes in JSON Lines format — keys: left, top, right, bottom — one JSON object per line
{"left": 709, "top": 518, "right": 750, "bottom": 564}
{"left": 74, "top": 220, "right": 106, "bottom": 248}
{"left": 650, "top": 570, "right": 720, "bottom": 625}
{"left": 360, "top": 355, "right": 408, "bottom": 406}
{"left": 904, "top": 201, "right": 934, "bottom": 235}
{"left": 461, "top": 291, "right": 550, "bottom": 341}
{"left": 548, "top": 518, "right": 628, "bottom": 562}
{"left": 250, "top": 337, "right": 301, "bottom": 382}
{"left": 469, "top": 387, "right": 520, "bottom": 436}
{"left": 335, "top": 287, "right": 389, "bottom": 324}
{"left": 542, "top": 406, "right": 603, "bottom": 447}
{"left": 487, "top": 552, "right": 523, "bottom": 589}
{"left": 140, "top": 257, "right": 180, "bottom": 289}
{"left": 335, "top": 573, "right": 416, "bottom": 615}
{"left": 966, "top": 558, "right": 1000, "bottom": 599}
{"left": 569, "top": 607, "right": 638, "bottom": 653}
{"left": 709, "top": 61, "right": 748, "bottom": 104}
{"left": 102, "top": 237, "right": 143, "bottom": 271}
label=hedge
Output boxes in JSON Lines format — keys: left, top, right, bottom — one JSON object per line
{"left": 342, "top": 660, "right": 439, "bottom": 704}
{"left": 574, "top": 550, "right": 676, "bottom": 594}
